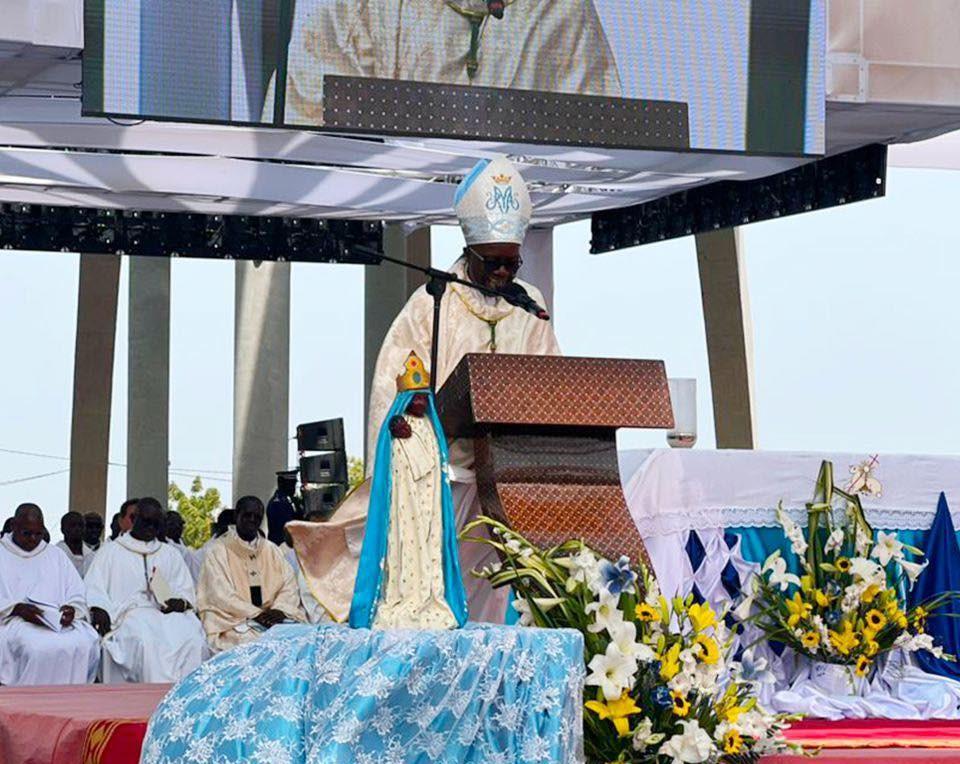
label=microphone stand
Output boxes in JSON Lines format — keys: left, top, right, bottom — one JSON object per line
{"left": 348, "top": 244, "right": 517, "bottom": 394}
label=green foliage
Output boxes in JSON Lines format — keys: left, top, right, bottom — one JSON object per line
{"left": 348, "top": 457, "right": 365, "bottom": 491}
{"left": 168, "top": 477, "right": 222, "bottom": 549}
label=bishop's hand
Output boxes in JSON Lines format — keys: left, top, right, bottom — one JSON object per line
{"left": 389, "top": 415, "right": 412, "bottom": 440}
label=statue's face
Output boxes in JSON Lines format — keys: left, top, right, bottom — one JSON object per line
{"left": 466, "top": 242, "right": 522, "bottom": 290}
{"left": 406, "top": 393, "right": 429, "bottom": 418}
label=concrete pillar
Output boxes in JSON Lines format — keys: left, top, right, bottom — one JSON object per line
{"left": 69, "top": 254, "right": 121, "bottom": 518}
{"left": 127, "top": 256, "right": 170, "bottom": 502}
{"left": 233, "top": 260, "right": 291, "bottom": 504}
{"left": 694, "top": 228, "right": 757, "bottom": 449}
{"left": 362, "top": 224, "right": 430, "bottom": 454}
{"left": 519, "top": 227, "right": 554, "bottom": 314}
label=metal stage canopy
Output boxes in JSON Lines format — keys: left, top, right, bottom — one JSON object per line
{"left": 2, "top": 0, "right": 960, "bottom": 231}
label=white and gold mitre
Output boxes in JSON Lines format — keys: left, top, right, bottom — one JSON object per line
{"left": 454, "top": 157, "right": 532, "bottom": 245}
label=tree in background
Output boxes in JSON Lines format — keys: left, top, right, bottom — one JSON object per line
{"left": 168, "top": 477, "right": 222, "bottom": 549}
{"left": 348, "top": 457, "right": 364, "bottom": 491}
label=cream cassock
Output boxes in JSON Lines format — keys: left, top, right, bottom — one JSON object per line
{"left": 84, "top": 534, "right": 207, "bottom": 683}
{"left": 0, "top": 536, "right": 100, "bottom": 685}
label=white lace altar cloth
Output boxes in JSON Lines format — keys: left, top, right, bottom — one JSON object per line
{"left": 621, "top": 448, "right": 960, "bottom": 538}
{"left": 141, "top": 623, "right": 584, "bottom": 764}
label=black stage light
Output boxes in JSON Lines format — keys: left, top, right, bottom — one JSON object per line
{"left": 591, "top": 144, "right": 887, "bottom": 253}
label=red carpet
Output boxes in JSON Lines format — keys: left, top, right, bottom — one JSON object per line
{"left": 0, "top": 684, "right": 169, "bottom": 764}
{"left": 3, "top": 686, "right": 960, "bottom": 763}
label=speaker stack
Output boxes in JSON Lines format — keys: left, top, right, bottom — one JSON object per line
{"left": 296, "top": 418, "right": 349, "bottom": 518}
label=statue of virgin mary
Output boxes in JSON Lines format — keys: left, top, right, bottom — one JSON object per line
{"left": 348, "top": 351, "right": 468, "bottom": 629}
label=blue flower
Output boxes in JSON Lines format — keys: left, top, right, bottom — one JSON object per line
{"left": 823, "top": 609, "right": 842, "bottom": 628}
{"left": 600, "top": 556, "right": 637, "bottom": 596}
{"left": 652, "top": 685, "right": 672, "bottom": 709}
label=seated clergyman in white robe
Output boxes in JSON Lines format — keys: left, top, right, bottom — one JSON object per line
{"left": 269, "top": 0, "right": 622, "bottom": 126}
{"left": 85, "top": 498, "right": 207, "bottom": 683}
{"left": 197, "top": 496, "right": 306, "bottom": 653}
{"left": 165, "top": 510, "right": 202, "bottom": 583}
{"left": 55, "top": 510, "right": 94, "bottom": 578}
{"left": 0, "top": 504, "right": 100, "bottom": 686}
{"left": 288, "top": 157, "right": 560, "bottom": 623}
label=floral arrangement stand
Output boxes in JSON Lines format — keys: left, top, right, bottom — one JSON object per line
{"left": 142, "top": 623, "right": 584, "bottom": 763}
{"left": 749, "top": 460, "right": 960, "bottom": 720}
{"left": 467, "top": 516, "right": 796, "bottom": 763}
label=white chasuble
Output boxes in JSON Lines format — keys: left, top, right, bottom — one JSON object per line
{"left": 374, "top": 414, "right": 456, "bottom": 629}
{"left": 84, "top": 535, "right": 207, "bottom": 683}
{"left": 269, "top": 0, "right": 622, "bottom": 127}
{"left": 0, "top": 538, "right": 100, "bottom": 686}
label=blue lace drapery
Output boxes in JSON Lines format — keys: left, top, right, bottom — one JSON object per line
{"left": 141, "top": 623, "right": 585, "bottom": 763}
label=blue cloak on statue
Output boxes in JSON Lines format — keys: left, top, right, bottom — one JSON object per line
{"left": 349, "top": 389, "right": 469, "bottom": 629}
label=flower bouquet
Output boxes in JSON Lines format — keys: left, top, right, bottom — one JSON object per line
{"left": 749, "top": 460, "right": 956, "bottom": 680}
{"left": 464, "top": 517, "right": 795, "bottom": 763}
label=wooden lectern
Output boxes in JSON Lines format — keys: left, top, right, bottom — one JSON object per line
{"left": 436, "top": 354, "right": 674, "bottom": 566}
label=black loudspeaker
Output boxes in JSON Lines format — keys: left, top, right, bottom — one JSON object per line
{"left": 296, "top": 418, "right": 345, "bottom": 452}
{"left": 300, "top": 451, "right": 348, "bottom": 485}
{"left": 303, "top": 484, "right": 347, "bottom": 517}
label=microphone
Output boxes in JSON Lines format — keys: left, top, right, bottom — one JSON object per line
{"left": 499, "top": 282, "right": 550, "bottom": 321}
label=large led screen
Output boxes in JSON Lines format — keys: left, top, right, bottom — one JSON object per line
{"left": 83, "top": 0, "right": 825, "bottom": 155}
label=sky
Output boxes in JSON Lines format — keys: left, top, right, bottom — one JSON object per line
{"left": 2, "top": 167, "right": 960, "bottom": 537}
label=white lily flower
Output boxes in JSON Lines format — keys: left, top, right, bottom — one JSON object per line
{"left": 585, "top": 643, "right": 637, "bottom": 701}
{"left": 658, "top": 720, "right": 714, "bottom": 763}
{"left": 849, "top": 556, "right": 886, "bottom": 586}
{"left": 563, "top": 548, "right": 601, "bottom": 593}
{"left": 609, "top": 621, "right": 656, "bottom": 663}
{"left": 511, "top": 597, "right": 534, "bottom": 627}
{"left": 824, "top": 528, "right": 845, "bottom": 556}
{"left": 585, "top": 588, "right": 625, "bottom": 634}
{"left": 872, "top": 531, "right": 904, "bottom": 566}
{"left": 900, "top": 558, "right": 928, "bottom": 586}
{"left": 504, "top": 538, "right": 523, "bottom": 555}
{"left": 762, "top": 551, "right": 801, "bottom": 591}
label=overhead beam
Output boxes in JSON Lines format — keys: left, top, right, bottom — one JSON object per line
{"left": 69, "top": 253, "right": 120, "bottom": 517}
{"left": 695, "top": 228, "right": 757, "bottom": 449}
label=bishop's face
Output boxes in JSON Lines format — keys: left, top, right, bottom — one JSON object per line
{"left": 466, "top": 242, "right": 522, "bottom": 290}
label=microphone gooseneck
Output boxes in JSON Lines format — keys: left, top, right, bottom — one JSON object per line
{"left": 500, "top": 282, "right": 550, "bottom": 321}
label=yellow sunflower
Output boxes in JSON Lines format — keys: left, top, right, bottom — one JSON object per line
{"left": 855, "top": 655, "right": 872, "bottom": 677}
{"left": 693, "top": 634, "right": 720, "bottom": 665}
{"left": 836, "top": 557, "right": 852, "bottom": 573}
{"left": 635, "top": 603, "right": 660, "bottom": 622}
{"left": 801, "top": 631, "right": 821, "bottom": 649}
{"left": 724, "top": 729, "right": 744, "bottom": 755}
{"left": 671, "top": 690, "right": 691, "bottom": 717}
{"left": 865, "top": 609, "right": 887, "bottom": 630}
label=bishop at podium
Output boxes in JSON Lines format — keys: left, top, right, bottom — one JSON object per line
{"left": 291, "top": 156, "right": 559, "bottom": 623}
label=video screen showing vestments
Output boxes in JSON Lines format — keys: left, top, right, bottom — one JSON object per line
{"left": 83, "top": 0, "right": 824, "bottom": 155}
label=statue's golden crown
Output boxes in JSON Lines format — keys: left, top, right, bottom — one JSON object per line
{"left": 491, "top": 173, "right": 512, "bottom": 184}
{"left": 396, "top": 351, "right": 431, "bottom": 392}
